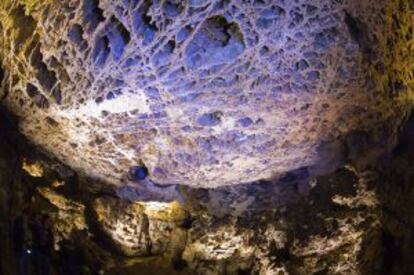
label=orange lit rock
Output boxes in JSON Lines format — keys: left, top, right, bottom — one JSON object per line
{"left": 22, "top": 159, "right": 44, "bottom": 178}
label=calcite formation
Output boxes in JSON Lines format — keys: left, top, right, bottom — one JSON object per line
{"left": 1, "top": 104, "right": 414, "bottom": 274}
{"left": 0, "top": 0, "right": 413, "bottom": 188}
{"left": 0, "top": 143, "right": 391, "bottom": 274}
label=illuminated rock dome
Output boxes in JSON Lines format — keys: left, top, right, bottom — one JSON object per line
{"left": 0, "top": 0, "right": 412, "bottom": 187}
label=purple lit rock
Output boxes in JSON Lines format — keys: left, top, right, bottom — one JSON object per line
{"left": 0, "top": 0, "right": 412, "bottom": 188}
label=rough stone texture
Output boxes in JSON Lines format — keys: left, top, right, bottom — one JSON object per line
{"left": 0, "top": 144, "right": 397, "bottom": 274}
{"left": 0, "top": 0, "right": 413, "bottom": 188}
{"left": 1, "top": 108, "right": 414, "bottom": 274}
{"left": 91, "top": 196, "right": 186, "bottom": 256}
{"left": 37, "top": 186, "right": 87, "bottom": 242}
{"left": 179, "top": 166, "right": 382, "bottom": 274}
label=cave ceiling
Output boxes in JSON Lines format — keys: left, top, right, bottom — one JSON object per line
{"left": 0, "top": 0, "right": 413, "bottom": 189}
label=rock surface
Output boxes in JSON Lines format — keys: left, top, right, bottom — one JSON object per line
{"left": 0, "top": 1, "right": 414, "bottom": 273}
{"left": 0, "top": 0, "right": 413, "bottom": 187}
{"left": 0, "top": 108, "right": 414, "bottom": 274}
{"left": 92, "top": 196, "right": 186, "bottom": 256}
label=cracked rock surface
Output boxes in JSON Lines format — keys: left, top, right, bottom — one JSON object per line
{"left": 0, "top": 0, "right": 413, "bottom": 188}
{"left": 1, "top": 109, "right": 414, "bottom": 274}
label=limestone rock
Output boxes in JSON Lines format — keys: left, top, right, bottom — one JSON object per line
{"left": 92, "top": 197, "right": 186, "bottom": 256}
{"left": 2, "top": 110, "right": 414, "bottom": 274}
{"left": 22, "top": 159, "right": 44, "bottom": 178}
{"left": 179, "top": 166, "right": 382, "bottom": 274}
{"left": 0, "top": 0, "right": 412, "bottom": 188}
{"left": 37, "top": 186, "right": 87, "bottom": 242}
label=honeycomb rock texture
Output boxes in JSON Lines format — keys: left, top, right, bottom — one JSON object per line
{"left": 1, "top": 108, "right": 414, "bottom": 274}
{"left": 0, "top": 0, "right": 413, "bottom": 188}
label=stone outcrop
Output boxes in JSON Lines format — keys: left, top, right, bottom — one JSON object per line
{"left": 37, "top": 186, "right": 87, "bottom": 242}
{"left": 0, "top": 0, "right": 412, "bottom": 188}
{"left": 91, "top": 197, "right": 186, "bottom": 256}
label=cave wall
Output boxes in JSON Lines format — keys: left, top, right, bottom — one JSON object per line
{"left": 1, "top": 108, "right": 414, "bottom": 274}
{"left": 0, "top": 0, "right": 413, "bottom": 274}
{"left": 374, "top": 112, "right": 414, "bottom": 275}
{"left": 0, "top": 109, "right": 28, "bottom": 275}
